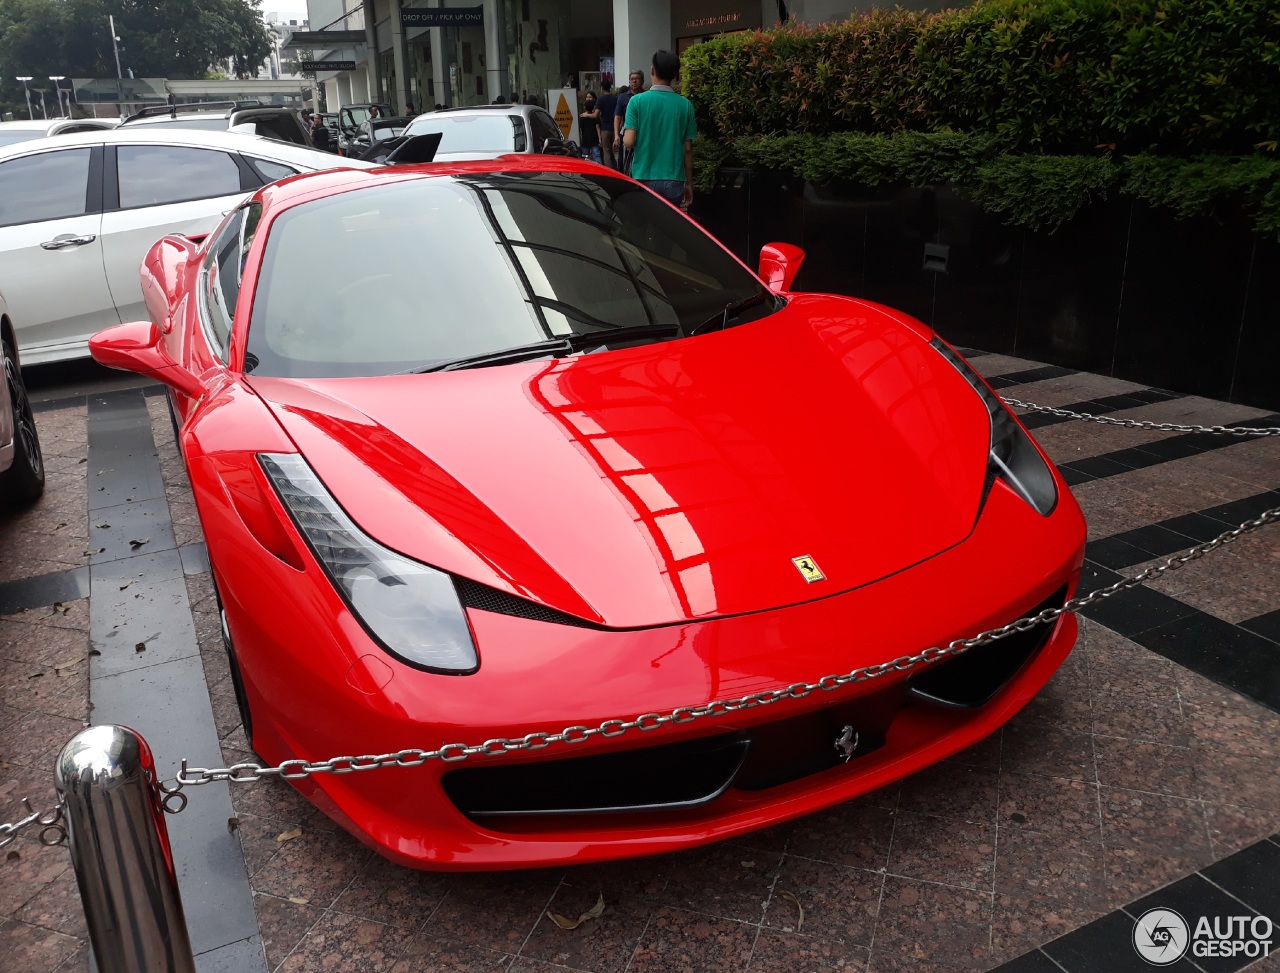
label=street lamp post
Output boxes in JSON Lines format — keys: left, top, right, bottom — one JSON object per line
{"left": 15, "top": 76, "right": 33, "bottom": 119}
{"left": 49, "top": 76, "right": 67, "bottom": 117}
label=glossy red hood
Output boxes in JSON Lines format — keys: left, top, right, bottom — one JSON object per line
{"left": 247, "top": 296, "right": 992, "bottom": 628}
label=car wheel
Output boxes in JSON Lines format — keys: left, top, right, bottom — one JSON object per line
{"left": 0, "top": 338, "right": 44, "bottom": 507}
{"left": 212, "top": 578, "right": 256, "bottom": 748}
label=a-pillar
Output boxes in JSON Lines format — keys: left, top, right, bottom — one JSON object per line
{"left": 483, "top": 0, "right": 508, "bottom": 102}
{"left": 613, "top": 0, "right": 671, "bottom": 84}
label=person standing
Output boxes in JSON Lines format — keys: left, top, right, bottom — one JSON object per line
{"left": 578, "top": 92, "right": 602, "bottom": 163}
{"left": 622, "top": 51, "right": 696, "bottom": 208}
{"left": 613, "top": 72, "right": 644, "bottom": 172}
{"left": 310, "top": 112, "right": 332, "bottom": 152}
{"left": 596, "top": 86, "right": 618, "bottom": 169}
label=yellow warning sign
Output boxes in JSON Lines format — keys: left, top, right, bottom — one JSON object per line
{"left": 554, "top": 92, "right": 574, "bottom": 138}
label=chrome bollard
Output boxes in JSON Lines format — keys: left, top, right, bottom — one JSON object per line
{"left": 55, "top": 725, "right": 197, "bottom": 973}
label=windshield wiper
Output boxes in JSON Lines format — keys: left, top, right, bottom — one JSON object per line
{"left": 688, "top": 292, "right": 772, "bottom": 337}
{"left": 405, "top": 323, "right": 684, "bottom": 374}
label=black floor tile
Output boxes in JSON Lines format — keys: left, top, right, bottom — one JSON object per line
{"left": 1080, "top": 445, "right": 1168, "bottom": 473}
{"left": 1087, "top": 536, "right": 1158, "bottom": 571}
{"left": 998, "top": 364, "right": 1080, "bottom": 385}
{"left": 1126, "top": 875, "right": 1261, "bottom": 973}
{"left": 989, "top": 949, "right": 1064, "bottom": 973}
{"left": 1120, "top": 524, "right": 1200, "bottom": 558}
{"left": 1162, "top": 512, "right": 1242, "bottom": 543}
{"left": 0, "top": 566, "right": 90, "bottom": 615}
{"left": 1200, "top": 493, "right": 1280, "bottom": 527}
{"left": 1238, "top": 609, "right": 1280, "bottom": 646}
{"left": 1201, "top": 839, "right": 1280, "bottom": 922}
{"left": 1076, "top": 577, "right": 1199, "bottom": 639}
{"left": 1063, "top": 455, "right": 1143, "bottom": 479}
{"left": 1061, "top": 467, "right": 1097, "bottom": 486}
{"left": 1139, "top": 613, "right": 1280, "bottom": 712}
{"left": 1133, "top": 432, "right": 1230, "bottom": 461}
{"left": 1041, "top": 910, "right": 1200, "bottom": 973}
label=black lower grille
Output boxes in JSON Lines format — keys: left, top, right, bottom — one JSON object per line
{"left": 453, "top": 577, "right": 607, "bottom": 630}
{"left": 906, "top": 585, "right": 1069, "bottom": 709}
{"left": 443, "top": 733, "right": 749, "bottom": 817}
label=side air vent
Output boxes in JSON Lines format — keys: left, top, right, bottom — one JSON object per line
{"left": 453, "top": 576, "right": 607, "bottom": 630}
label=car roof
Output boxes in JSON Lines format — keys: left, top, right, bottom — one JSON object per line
{"left": 0, "top": 118, "right": 110, "bottom": 131}
{"left": 253, "top": 154, "right": 622, "bottom": 215}
{"left": 430, "top": 104, "right": 542, "bottom": 116}
{"left": 0, "top": 126, "right": 374, "bottom": 168}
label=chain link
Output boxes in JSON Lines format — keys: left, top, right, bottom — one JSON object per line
{"left": 0, "top": 798, "right": 66, "bottom": 849}
{"left": 1003, "top": 398, "right": 1280, "bottom": 436}
{"left": 170, "top": 506, "right": 1279, "bottom": 794}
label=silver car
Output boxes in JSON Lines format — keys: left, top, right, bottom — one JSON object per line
{"left": 0, "top": 127, "right": 376, "bottom": 364}
{"left": 0, "top": 290, "right": 43, "bottom": 507}
{"left": 401, "top": 104, "right": 576, "bottom": 162}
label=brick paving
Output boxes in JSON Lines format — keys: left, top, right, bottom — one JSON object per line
{"left": 1, "top": 355, "right": 1277, "bottom": 972}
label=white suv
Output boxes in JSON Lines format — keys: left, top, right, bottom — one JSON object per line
{"left": 0, "top": 128, "right": 376, "bottom": 364}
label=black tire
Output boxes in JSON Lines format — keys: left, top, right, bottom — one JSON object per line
{"left": 0, "top": 338, "right": 44, "bottom": 507}
{"left": 212, "top": 576, "right": 256, "bottom": 748}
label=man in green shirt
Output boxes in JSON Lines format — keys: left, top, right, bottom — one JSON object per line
{"left": 622, "top": 50, "right": 696, "bottom": 209}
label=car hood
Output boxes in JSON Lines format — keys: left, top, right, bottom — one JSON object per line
{"left": 246, "top": 296, "right": 993, "bottom": 628}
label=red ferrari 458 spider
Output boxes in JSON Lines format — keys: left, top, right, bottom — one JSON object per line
{"left": 90, "top": 157, "right": 1085, "bottom": 870}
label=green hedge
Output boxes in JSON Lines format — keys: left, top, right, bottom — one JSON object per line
{"left": 697, "top": 132, "right": 1280, "bottom": 236}
{"left": 683, "top": 0, "right": 1280, "bottom": 154}
{"left": 682, "top": 0, "right": 1280, "bottom": 234}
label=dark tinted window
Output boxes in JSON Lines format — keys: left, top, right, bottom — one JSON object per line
{"left": 247, "top": 171, "right": 774, "bottom": 377}
{"left": 118, "top": 145, "right": 242, "bottom": 208}
{"left": 529, "top": 111, "right": 562, "bottom": 148}
{"left": 200, "top": 208, "right": 250, "bottom": 357}
{"left": 0, "top": 149, "right": 91, "bottom": 227}
{"left": 249, "top": 158, "right": 298, "bottom": 183}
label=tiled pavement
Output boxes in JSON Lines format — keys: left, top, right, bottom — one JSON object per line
{"left": 1, "top": 353, "right": 1277, "bottom": 973}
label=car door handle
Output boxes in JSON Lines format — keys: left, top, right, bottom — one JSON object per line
{"left": 40, "top": 234, "right": 97, "bottom": 250}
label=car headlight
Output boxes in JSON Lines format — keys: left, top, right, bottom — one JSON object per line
{"left": 259, "top": 453, "right": 478, "bottom": 673}
{"left": 930, "top": 338, "right": 1058, "bottom": 516}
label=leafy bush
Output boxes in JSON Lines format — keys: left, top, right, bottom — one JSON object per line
{"left": 683, "top": 0, "right": 1280, "bottom": 154}
{"left": 683, "top": 0, "right": 1280, "bottom": 234}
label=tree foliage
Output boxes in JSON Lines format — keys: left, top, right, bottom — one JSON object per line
{"left": 0, "top": 0, "right": 272, "bottom": 109}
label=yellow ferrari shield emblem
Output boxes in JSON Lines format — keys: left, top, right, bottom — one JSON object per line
{"left": 792, "top": 555, "right": 825, "bottom": 583}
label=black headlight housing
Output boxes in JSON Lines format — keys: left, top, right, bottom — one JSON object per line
{"left": 930, "top": 338, "right": 1058, "bottom": 517}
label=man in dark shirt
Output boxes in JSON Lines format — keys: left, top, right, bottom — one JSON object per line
{"left": 310, "top": 114, "right": 332, "bottom": 152}
{"left": 613, "top": 72, "right": 644, "bottom": 173}
{"left": 596, "top": 87, "right": 618, "bottom": 169}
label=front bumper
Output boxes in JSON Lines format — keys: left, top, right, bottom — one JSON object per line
{"left": 209, "top": 473, "right": 1085, "bottom": 870}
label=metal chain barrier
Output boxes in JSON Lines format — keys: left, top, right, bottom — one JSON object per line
{"left": 0, "top": 797, "right": 66, "bottom": 849}
{"left": 1003, "top": 397, "right": 1280, "bottom": 436}
{"left": 162, "top": 504, "right": 1279, "bottom": 795}
{"left": 2, "top": 405, "right": 1276, "bottom": 839}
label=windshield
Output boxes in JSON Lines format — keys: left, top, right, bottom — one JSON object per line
{"left": 404, "top": 113, "right": 524, "bottom": 154}
{"left": 341, "top": 105, "right": 391, "bottom": 131}
{"left": 245, "top": 171, "right": 775, "bottom": 378}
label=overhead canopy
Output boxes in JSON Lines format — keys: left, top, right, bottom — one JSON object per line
{"left": 281, "top": 30, "right": 366, "bottom": 50}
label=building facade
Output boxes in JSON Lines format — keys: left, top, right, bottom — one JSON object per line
{"left": 289, "top": 0, "right": 948, "bottom": 114}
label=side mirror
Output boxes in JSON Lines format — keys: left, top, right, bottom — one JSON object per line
{"left": 758, "top": 242, "right": 806, "bottom": 293}
{"left": 90, "top": 321, "right": 204, "bottom": 399}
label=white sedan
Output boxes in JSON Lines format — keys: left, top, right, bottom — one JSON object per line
{"left": 0, "top": 128, "right": 376, "bottom": 364}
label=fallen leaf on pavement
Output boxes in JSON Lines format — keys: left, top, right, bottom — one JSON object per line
{"left": 548, "top": 893, "right": 606, "bottom": 930}
{"left": 227, "top": 817, "right": 241, "bottom": 833}
{"left": 287, "top": 897, "right": 309, "bottom": 905}
{"left": 128, "top": 538, "right": 150, "bottom": 549}
{"left": 779, "top": 891, "right": 805, "bottom": 931}
{"left": 1047, "top": 861, "right": 1067, "bottom": 876}
{"left": 276, "top": 827, "right": 303, "bottom": 843}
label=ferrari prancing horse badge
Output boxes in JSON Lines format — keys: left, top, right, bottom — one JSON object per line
{"left": 792, "top": 555, "right": 825, "bottom": 583}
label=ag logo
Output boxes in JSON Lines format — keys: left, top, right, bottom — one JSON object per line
{"left": 792, "top": 555, "right": 825, "bottom": 583}
{"left": 1133, "top": 908, "right": 1190, "bottom": 965}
